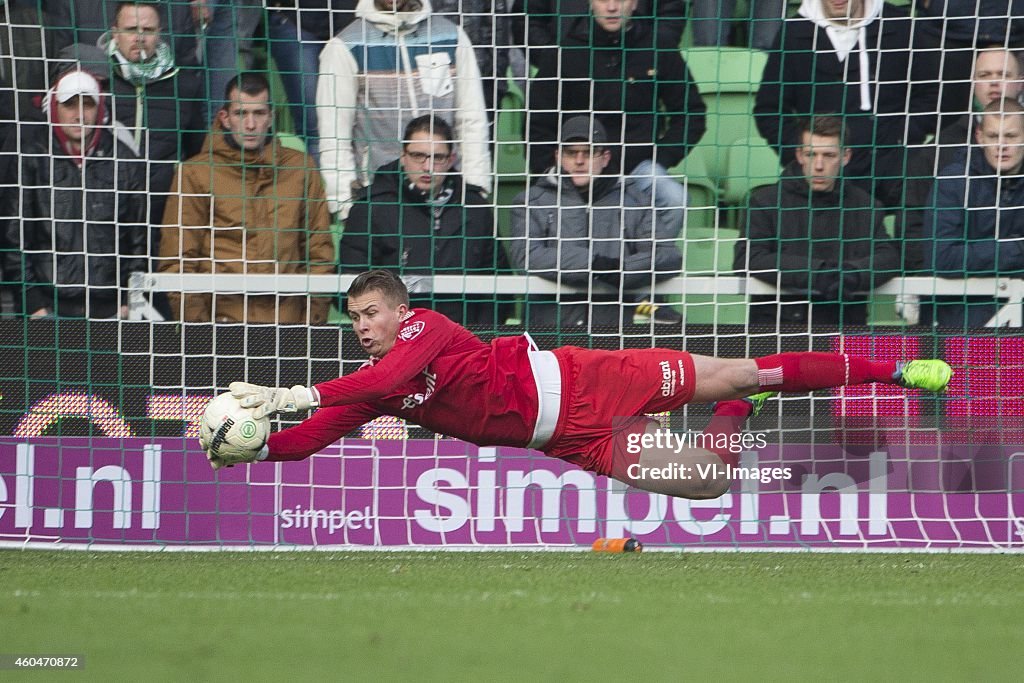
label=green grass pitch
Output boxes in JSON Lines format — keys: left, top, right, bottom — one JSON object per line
{"left": 2, "top": 550, "right": 1022, "bottom": 680}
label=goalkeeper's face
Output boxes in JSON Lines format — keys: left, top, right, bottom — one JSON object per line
{"left": 348, "top": 290, "right": 409, "bottom": 358}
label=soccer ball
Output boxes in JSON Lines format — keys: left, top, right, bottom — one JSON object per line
{"left": 199, "top": 392, "right": 270, "bottom": 459}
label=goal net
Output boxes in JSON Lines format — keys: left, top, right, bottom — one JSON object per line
{"left": 1, "top": 2, "right": 1022, "bottom": 551}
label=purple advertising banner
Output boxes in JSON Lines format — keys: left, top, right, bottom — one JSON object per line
{"left": 1, "top": 438, "right": 1023, "bottom": 550}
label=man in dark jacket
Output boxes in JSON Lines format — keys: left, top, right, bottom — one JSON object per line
{"left": 0, "top": 0, "right": 50, "bottom": 314}
{"left": 754, "top": 0, "right": 940, "bottom": 208}
{"left": 914, "top": 0, "right": 1024, "bottom": 131}
{"left": 926, "top": 100, "right": 1024, "bottom": 328}
{"left": 99, "top": 2, "right": 205, "bottom": 227}
{"left": 902, "top": 46, "right": 1023, "bottom": 278}
{"left": 339, "top": 115, "right": 509, "bottom": 326}
{"left": 46, "top": 0, "right": 199, "bottom": 67}
{"left": 0, "top": 68, "right": 147, "bottom": 319}
{"left": 527, "top": 0, "right": 705, "bottom": 235}
{"left": 735, "top": 116, "right": 899, "bottom": 326}
{"left": 526, "top": 0, "right": 684, "bottom": 57}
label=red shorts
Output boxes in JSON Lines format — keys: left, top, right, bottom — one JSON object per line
{"left": 541, "top": 346, "right": 696, "bottom": 476}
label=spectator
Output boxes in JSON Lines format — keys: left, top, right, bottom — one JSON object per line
{"left": 690, "top": 0, "right": 786, "bottom": 51}
{"left": 754, "top": 0, "right": 940, "bottom": 208}
{"left": 931, "top": 47, "right": 1024, "bottom": 173}
{"left": 525, "top": 0, "right": 684, "bottom": 69}
{"left": 316, "top": 0, "right": 492, "bottom": 219}
{"left": 1, "top": 0, "right": 50, "bottom": 314}
{"left": 735, "top": 115, "right": 899, "bottom": 326}
{"left": 340, "top": 115, "right": 509, "bottom": 325}
{"left": 432, "top": 0, "right": 524, "bottom": 116}
{"left": 159, "top": 72, "right": 336, "bottom": 324}
{"left": 46, "top": 0, "right": 199, "bottom": 67}
{"left": 914, "top": 0, "right": 1024, "bottom": 131}
{"left": 1, "top": 0, "right": 49, "bottom": 109}
{"left": 267, "top": 1, "right": 358, "bottom": 162}
{"left": 508, "top": 116, "right": 683, "bottom": 329}
{"left": 902, "top": 47, "right": 1024, "bottom": 278}
{"left": 191, "top": 0, "right": 264, "bottom": 124}
{"left": 99, "top": 1, "right": 205, "bottom": 227}
{"left": 0, "top": 0, "right": 50, "bottom": 170}
{"left": 527, "top": 0, "right": 705, "bottom": 236}
{"left": 926, "top": 99, "right": 1024, "bottom": 328}
{"left": 1, "top": 68, "right": 148, "bottom": 319}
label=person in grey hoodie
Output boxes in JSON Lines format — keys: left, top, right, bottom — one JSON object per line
{"left": 507, "top": 116, "right": 683, "bottom": 329}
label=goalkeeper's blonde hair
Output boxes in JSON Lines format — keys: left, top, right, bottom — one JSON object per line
{"left": 347, "top": 270, "right": 410, "bottom": 308}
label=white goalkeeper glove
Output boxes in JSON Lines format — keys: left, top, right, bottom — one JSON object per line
{"left": 229, "top": 382, "right": 319, "bottom": 420}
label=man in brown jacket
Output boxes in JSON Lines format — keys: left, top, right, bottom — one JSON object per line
{"left": 159, "top": 72, "right": 335, "bottom": 324}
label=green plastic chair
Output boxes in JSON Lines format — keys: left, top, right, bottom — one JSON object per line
{"left": 671, "top": 150, "right": 718, "bottom": 230}
{"left": 679, "top": 226, "right": 747, "bottom": 324}
{"left": 680, "top": 47, "right": 769, "bottom": 192}
{"left": 495, "top": 80, "right": 528, "bottom": 185}
{"left": 721, "top": 136, "right": 780, "bottom": 207}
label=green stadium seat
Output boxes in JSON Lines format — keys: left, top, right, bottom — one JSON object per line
{"left": 496, "top": 80, "right": 528, "bottom": 184}
{"left": 720, "top": 135, "right": 779, "bottom": 228}
{"left": 671, "top": 150, "right": 717, "bottom": 229}
{"left": 276, "top": 133, "right": 306, "bottom": 154}
{"left": 721, "top": 136, "right": 780, "bottom": 207}
{"left": 680, "top": 47, "right": 769, "bottom": 196}
{"left": 679, "top": 226, "right": 747, "bottom": 324}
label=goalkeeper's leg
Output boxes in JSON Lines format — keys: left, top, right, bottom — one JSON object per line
{"left": 610, "top": 393, "right": 776, "bottom": 499}
{"left": 613, "top": 350, "right": 953, "bottom": 500}
{"left": 689, "top": 352, "right": 952, "bottom": 403}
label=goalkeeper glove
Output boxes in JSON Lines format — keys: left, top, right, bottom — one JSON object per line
{"left": 229, "top": 382, "right": 319, "bottom": 420}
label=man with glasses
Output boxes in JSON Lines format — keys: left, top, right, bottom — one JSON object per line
{"left": 508, "top": 116, "right": 684, "bottom": 328}
{"left": 316, "top": 0, "right": 491, "bottom": 220}
{"left": 339, "top": 115, "right": 509, "bottom": 325}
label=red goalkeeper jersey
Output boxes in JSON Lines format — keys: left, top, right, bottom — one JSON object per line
{"left": 266, "top": 309, "right": 541, "bottom": 461}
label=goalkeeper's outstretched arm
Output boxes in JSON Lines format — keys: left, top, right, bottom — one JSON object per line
{"left": 264, "top": 403, "right": 383, "bottom": 462}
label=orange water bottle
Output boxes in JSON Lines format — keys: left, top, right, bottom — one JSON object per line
{"left": 592, "top": 537, "right": 642, "bottom": 553}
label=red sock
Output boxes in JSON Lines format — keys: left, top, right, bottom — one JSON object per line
{"left": 704, "top": 400, "right": 752, "bottom": 467}
{"left": 754, "top": 353, "right": 898, "bottom": 393}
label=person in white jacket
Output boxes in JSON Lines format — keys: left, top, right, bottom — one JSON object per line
{"left": 316, "top": 0, "right": 492, "bottom": 218}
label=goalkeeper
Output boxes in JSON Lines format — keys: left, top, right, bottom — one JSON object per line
{"left": 208, "top": 270, "right": 953, "bottom": 500}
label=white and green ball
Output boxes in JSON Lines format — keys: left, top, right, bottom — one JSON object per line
{"left": 200, "top": 392, "right": 270, "bottom": 455}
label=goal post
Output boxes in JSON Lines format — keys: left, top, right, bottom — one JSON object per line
{"left": 3, "top": 3, "right": 1024, "bottom": 551}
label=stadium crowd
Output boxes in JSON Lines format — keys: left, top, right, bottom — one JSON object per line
{"left": 0, "top": 0, "right": 1022, "bottom": 328}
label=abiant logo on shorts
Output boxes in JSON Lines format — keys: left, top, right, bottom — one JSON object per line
{"left": 398, "top": 321, "right": 425, "bottom": 342}
{"left": 659, "top": 360, "right": 675, "bottom": 397}
{"left": 402, "top": 369, "right": 438, "bottom": 410}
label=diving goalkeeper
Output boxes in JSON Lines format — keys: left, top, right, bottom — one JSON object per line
{"left": 206, "top": 270, "right": 953, "bottom": 500}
